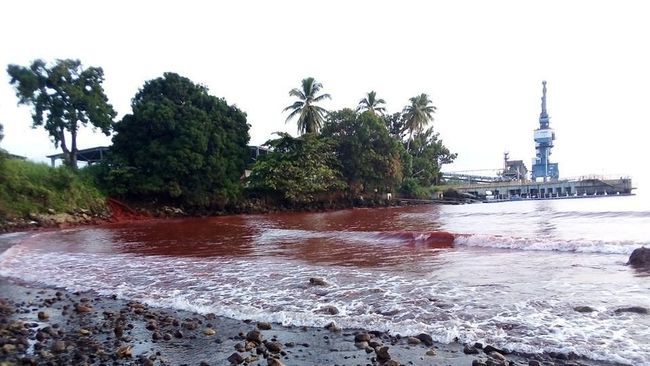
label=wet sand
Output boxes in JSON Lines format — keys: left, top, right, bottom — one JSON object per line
{"left": 0, "top": 277, "right": 620, "bottom": 366}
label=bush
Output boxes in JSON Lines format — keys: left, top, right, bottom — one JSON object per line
{"left": 399, "top": 178, "right": 434, "bottom": 199}
{"left": 0, "top": 159, "right": 106, "bottom": 218}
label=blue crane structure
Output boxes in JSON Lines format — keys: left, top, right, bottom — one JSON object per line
{"left": 531, "top": 81, "right": 559, "bottom": 181}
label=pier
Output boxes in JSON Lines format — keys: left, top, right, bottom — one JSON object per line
{"left": 451, "top": 176, "right": 634, "bottom": 201}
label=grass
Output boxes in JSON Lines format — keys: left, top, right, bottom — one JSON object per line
{"left": 0, "top": 158, "right": 106, "bottom": 220}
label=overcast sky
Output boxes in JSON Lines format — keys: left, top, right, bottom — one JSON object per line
{"left": 1, "top": 0, "right": 648, "bottom": 190}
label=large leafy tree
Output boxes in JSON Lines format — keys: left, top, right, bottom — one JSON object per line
{"left": 357, "top": 91, "right": 386, "bottom": 115}
{"left": 247, "top": 133, "right": 345, "bottom": 205}
{"left": 283, "top": 77, "right": 331, "bottom": 134}
{"left": 407, "top": 127, "right": 457, "bottom": 186}
{"left": 402, "top": 93, "right": 436, "bottom": 151}
{"left": 7, "top": 59, "right": 116, "bottom": 168}
{"left": 109, "top": 73, "right": 250, "bottom": 207}
{"left": 322, "top": 109, "right": 403, "bottom": 194}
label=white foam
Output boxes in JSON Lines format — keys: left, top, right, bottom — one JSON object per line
{"left": 453, "top": 234, "right": 643, "bottom": 254}
{"left": 1, "top": 232, "right": 649, "bottom": 365}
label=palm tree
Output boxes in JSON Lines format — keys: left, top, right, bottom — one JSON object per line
{"left": 402, "top": 93, "right": 436, "bottom": 151}
{"left": 357, "top": 91, "right": 386, "bottom": 115}
{"left": 283, "top": 77, "right": 331, "bottom": 135}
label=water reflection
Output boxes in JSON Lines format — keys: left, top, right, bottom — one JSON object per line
{"left": 533, "top": 201, "right": 557, "bottom": 237}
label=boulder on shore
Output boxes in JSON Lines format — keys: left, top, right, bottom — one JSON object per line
{"left": 628, "top": 247, "right": 650, "bottom": 267}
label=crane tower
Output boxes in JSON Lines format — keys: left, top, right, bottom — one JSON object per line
{"left": 531, "top": 81, "right": 559, "bottom": 181}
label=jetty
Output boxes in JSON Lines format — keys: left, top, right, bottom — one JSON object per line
{"left": 442, "top": 81, "right": 634, "bottom": 203}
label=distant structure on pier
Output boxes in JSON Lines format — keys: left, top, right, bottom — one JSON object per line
{"left": 531, "top": 81, "right": 559, "bottom": 181}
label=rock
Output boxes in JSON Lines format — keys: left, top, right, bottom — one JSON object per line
{"left": 227, "top": 352, "right": 244, "bottom": 364}
{"left": 574, "top": 306, "right": 596, "bottom": 313}
{"left": 2, "top": 343, "right": 16, "bottom": 353}
{"left": 416, "top": 333, "right": 434, "bottom": 346}
{"left": 173, "top": 329, "right": 183, "bottom": 338}
{"left": 37, "top": 311, "right": 49, "bottom": 320}
{"left": 52, "top": 340, "right": 66, "bottom": 353}
{"left": 265, "top": 341, "right": 283, "bottom": 353}
{"left": 464, "top": 344, "right": 480, "bottom": 354}
{"left": 376, "top": 346, "right": 391, "bottom": 361}
{"left": 309, "top": 277, "right": 328, "bottom": 286}
{"left": 425, "top": 349, "right": 436, "bottom": 356}
{"left": 79, "top": 329, "right": 91, "bottom": 336}
{"left": 114, "top": 325, "right": 124, "bottom": 338}
{"left": 484, "top": 345, "right": 507, "bottom": 355}
{"left": 257, "top": 322, "right": 272, "bottom": 330}
{"left": 267, "top": 358, "right": 285, "bottom": 366}
{"left": 384, "top": 360, "right": 400, "bottom": 366}
{"left": 115, "top": 345, "right": 133, "bottom": 358}
{"left": 628, "top": 247, "right": 650, "bottom": 267}
{"left": 75, "top": 303, "right": 93, "bottom": 313}
{"left": 324, "top": 321, "right": 341, "bottom": 332}
{"left": 528, "top": 361, "right": 542, "bottom": 366}
{"left": 615, "top": 306, "right": 648, "bottom": 314}
{"left": 407, "top": 336, "right": 421, "bottom": 345}
{"left": 246, "top": 330, "right": 263, "bottom": 344}
{"left": 163, "top": 333, "right": 173, "bottom": 341}
{"left": 315, "top": 305, "right": 339, "bottom": 315}
{"left": 472, "top": 361, "right": 487, "bottom": 366}
{"left": 355, "top": 341, "right": 369, "bottom": 349}
{"left": 203, "top": 328, "right": 216, "bottom": 336}
{"left": 145, "top": 321, "right": 157, "bottom": 331}
{"left": 354, "top": 332, "right": 371, "bottom": 343}
{"left": 488, "top": 351, "right": 507, "bottom": 362}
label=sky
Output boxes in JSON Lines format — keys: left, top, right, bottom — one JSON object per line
{"left": 1, "top": 0, "right": 648, "bottom": 191}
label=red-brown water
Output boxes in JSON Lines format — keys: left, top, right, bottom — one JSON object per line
{"left": 1, "top": 199, "right": 649, "bottom": 365}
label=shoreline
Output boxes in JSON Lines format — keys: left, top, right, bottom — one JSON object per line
{"left": 0, "top": 276, "right": 624, "bottom": 366}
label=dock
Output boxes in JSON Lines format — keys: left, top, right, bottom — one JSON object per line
{"left": 451, "top": 176, "right": 634, "bottom": 202}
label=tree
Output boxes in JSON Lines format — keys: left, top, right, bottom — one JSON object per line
{"left": 7, "top": 59, "right": 116, "bottom": 168}
{"left": 0, "top": 123, "right": 3, "bottom": 143}
{"left": 322, "top": 109, "right": 403, "bottom": 194}
{"left": 283, "top": 77, "right": 331, "bottom": 134}
{"left": 247, "top": 133, "right": 345, "bottom": 205}
{"left": 357, "top": 91, "right": 386, "bottom": 115}
{"left": 109, "top": 73, "right": 250, "bottom": 207}
{"left": 407, "top": 127, "right": 457, "bottom": 186}
{"left": 402, "top": 93, "right": 436, "bottom": 151}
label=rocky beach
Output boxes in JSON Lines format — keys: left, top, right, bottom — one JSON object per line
{"left": 0, "top": 277, "right": 621, "bottom": 366}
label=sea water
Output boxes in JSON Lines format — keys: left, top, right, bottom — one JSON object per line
{"left": 1, "top": 195, "right": 648, "bottom": 365}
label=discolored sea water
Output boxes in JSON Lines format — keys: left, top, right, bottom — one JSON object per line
{"left": 1, "top": 195, "right": 649, "bottom": 365}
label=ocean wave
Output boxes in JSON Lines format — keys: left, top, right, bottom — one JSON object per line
{"left": 453, "top": 233, "right": 643, "bottom": 254}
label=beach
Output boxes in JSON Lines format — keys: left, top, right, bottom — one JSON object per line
{"left": 0, "top": 277, "right": 620, "bottom": 366}
{"left": 1, "top": 197, "right": 648, "bottom": 365}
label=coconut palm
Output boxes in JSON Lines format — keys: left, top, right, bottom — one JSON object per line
{"left": 283, "top": 77, "right": 331, "bottom": 135}
{"left": 356, "top": 91, "right": 386, "bottom": 115}
{"left": 402, "top": 93, "right": 436, "bottom": 150}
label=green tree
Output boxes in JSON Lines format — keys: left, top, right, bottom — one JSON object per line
{"left": 0, "top": 122, "right": 3, "bottom": 143}
{"left": 408, "top": 127, "right": 457, "bottom": 186}
{"left": 7, "top": 59, "right": 116, "bottom": 168}
{"left": 247, "top": 133, "right": 345, "bottom": 205}
{"left": 357, "top": 91, "right": 386, "bottom": 115}
{"left": 109, "top": 73, "right": 250, "bottom": 207}
{"left": 283, "top": 77, "right": 331, "bottom": 134}
{"left": 402, "top": 93, "right": 436, "bottom": 151}
{"left": 322, "top": 109, "right": 403, "bottom": 194}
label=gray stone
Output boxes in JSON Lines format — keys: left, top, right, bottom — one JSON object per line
{"left": 309, "top": 277, "right": 328, "bottom": 286}
{"left": 416, "top": 333, "right": 434, "bottom": 346}
{"left": 628, "top": 247, "right": 650, "bottom": 267}
{"left": 227, "top": 352, "right": 244, "bottom": 365}
{"left": 614, "top": 306, "right": 648, "bottom": 314}
{"left": 574, "top": 306, "right": 596, "bottom": 313}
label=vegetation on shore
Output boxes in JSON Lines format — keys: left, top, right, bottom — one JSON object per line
{"left": 0, "top": 159, "right": 106, "bottom": 224}
{"left": 1, "top": 59, "right": 458, "bottom": 224}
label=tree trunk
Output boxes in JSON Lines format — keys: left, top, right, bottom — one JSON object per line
{"left": 70, "top": 126, "right": 78, "bottom": 169}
